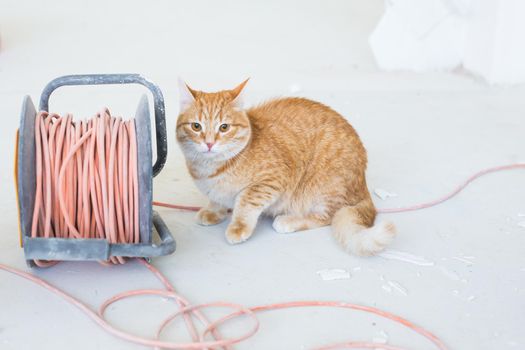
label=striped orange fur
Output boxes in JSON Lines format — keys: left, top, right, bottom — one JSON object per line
{"left": 176, "top": 80, "right": 395, "bottom": 255}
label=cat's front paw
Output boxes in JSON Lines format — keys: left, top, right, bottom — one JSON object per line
{"left": 196, "top": 208, "right": 227, "bottom": 226}
{"left": 272, "top": 215, "right": 300, "bottom": 234}
{"left": 225, "top": 220, "right": 253, "bottom": 244}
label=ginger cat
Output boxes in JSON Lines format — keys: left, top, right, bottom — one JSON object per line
{"left": 176, "top": 80, "right": 395, "bottom": 256}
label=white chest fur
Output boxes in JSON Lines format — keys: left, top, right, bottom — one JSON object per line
{"left": 191, "top": 159, "right": 245, "bottom": 209}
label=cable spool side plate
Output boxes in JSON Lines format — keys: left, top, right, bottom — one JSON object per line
{"left": 135, "top": 94, "right": 153, "bottom": 245}
{"left": 18, "top": 96, "right": 37, "bottom": 266}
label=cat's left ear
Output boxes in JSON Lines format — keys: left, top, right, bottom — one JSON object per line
{"left": 230, "top": 78, "right": 250, "bottom": 109}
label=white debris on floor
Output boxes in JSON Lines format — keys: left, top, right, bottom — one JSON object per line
{"left": 316, "top": 268, "right": 351, "bottom": 281}
{"left": 372, "top": 330, "right": 389, "bottom": 344}
{"left": 373, "top": 188, "right": 398, "bottom": 200}
{"left": 387, "top": 280, "right": 409, "bottom": 296}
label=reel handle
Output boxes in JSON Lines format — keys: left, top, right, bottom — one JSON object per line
{"left": 39, "top": 74, "right": 167, "bottom": 177}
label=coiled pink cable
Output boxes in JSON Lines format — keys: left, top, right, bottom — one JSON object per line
{"left": 30, "top": 109, "right": 139, "bottom": 266}
{"left": 6, "top": 108, "right": 523, "bottom": 349}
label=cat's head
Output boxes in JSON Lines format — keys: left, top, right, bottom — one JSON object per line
{"left": 176, "top": 79, "right": 251, "bottom": 161}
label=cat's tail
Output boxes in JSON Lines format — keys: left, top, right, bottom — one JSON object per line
{"left": 331, "top": 198, "right": 396, "bottom": 256}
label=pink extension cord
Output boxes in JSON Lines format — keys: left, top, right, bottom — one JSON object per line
{"left": 153, "top": 163, "right": 525, "bottom": 215}
{"left": 2, "top": 109, "right": 524, "bottom": 349}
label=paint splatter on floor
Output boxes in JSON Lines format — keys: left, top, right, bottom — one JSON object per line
{"left": 452, "top": 256, "right": 475, "bottom": 265}
{"left": 378, "top": 249, "right": 435, "bottom": 266}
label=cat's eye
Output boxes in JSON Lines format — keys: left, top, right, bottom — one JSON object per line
{"left": 191, "top": 122, "right": 202, "bottom": 132}
{"left": 219, "top": 123, "right": 230, "bottom": 132}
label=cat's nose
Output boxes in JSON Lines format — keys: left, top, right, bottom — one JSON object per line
{"left": 206, "top": 142, "right": 214, "bottom": 151}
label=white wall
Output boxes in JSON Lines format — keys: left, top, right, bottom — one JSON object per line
{"left": 0, "top": 0, "right": 383, "bottom": 92}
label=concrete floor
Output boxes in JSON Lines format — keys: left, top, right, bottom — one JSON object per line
{"left": 1, "top": 1, "right": 524, "bottom": 349}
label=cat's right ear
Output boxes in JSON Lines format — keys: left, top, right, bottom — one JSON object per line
{"left": 178, "top": 78, "right": 197, "bottom": 113}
